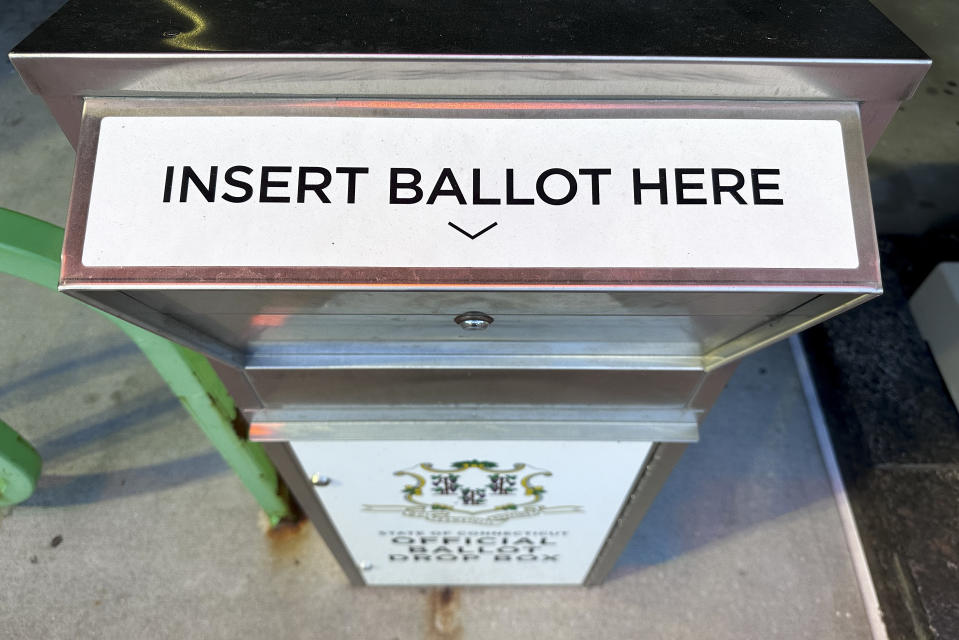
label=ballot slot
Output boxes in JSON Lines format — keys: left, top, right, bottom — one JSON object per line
{"left": 60, "top": 97, "right": 879, "bottom": 372}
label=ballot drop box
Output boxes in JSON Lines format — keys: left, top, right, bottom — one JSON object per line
{"left": 11, "top": 0, "right": 928, "bottom": 585}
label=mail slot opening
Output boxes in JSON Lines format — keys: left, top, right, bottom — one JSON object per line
{"left": 60, "top": 100, "right": 878, "bottom": 373}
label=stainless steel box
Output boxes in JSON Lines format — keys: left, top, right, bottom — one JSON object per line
{"left": 39, "top": 98, "right": 887, "bottom": 440}
{"left": 11, "top": 0, "right": 928, "bottom": 586}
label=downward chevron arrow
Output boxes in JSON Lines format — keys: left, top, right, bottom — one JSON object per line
{"left": 448, "top": 221, "right": 498, "bottom": 239}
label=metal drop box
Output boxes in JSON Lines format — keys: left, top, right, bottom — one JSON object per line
{"left": 37, "top": 99, "right": 886, "bottom": 441}
{"left": 12, "top": 0, "right": 928, "bottom": 586}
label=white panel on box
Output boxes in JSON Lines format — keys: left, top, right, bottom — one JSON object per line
{"left": 290, "top": 440, "right": 653, "bottom": 585}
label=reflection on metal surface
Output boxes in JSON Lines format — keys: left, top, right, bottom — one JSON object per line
{"left": 160, "top": 0, "right": 215, "bottom": 51}
{"left": 8, "top": 55, "right": 928, "bottom": 152}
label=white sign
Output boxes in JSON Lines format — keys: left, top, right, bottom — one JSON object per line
{"left": 290, "top": 440, "right": 652, "bottom": 585}
{"left": 81, "top": 116, "right": 859, "bottom": 270}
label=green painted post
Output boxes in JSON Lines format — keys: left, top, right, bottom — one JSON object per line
{"left": 0, "top": 419, "right": 42, "bottom": 507}
{"left": 0, "top": 208, "right": 296, "bottom": 525}
{"left": 112, "top": 323, "right": 295, "bottom": 526}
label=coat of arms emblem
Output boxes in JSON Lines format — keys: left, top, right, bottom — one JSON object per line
{"left": 364, "top": 459, "right": 582, "bottom": 525}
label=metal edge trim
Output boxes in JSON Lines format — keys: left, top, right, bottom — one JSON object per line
{"left": 61, "top": 288, "right": 244, "bottom": 367}
{"left": 704, "top": 292, "right": 876, "bottom": 370}
{"left": 9, "top": 52, "right": 933, "bottom": 64}
{"left": 582, "top": 442, "right": 687, "bottom": 586}
{"left": 261, "top": 442, "right": 367, "bottom": 586}
{"left": 59, "top": 282, "right": 883, "bottom": 292}
{"left": 249, "top": 423, "right": 699, "bottom": 443}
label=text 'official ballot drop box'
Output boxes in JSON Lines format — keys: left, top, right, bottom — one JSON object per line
{"left": 12, "top": 0, "right": 928, "bottom": 586}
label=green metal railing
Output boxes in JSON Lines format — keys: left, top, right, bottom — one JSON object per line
{"left": 0, "top": 418, "right": 41, "bottom": 508}
{"left": 0, "top": 207, "right": 296, "bottom": 524}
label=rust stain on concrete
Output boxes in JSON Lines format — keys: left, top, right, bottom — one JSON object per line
{"left": 261, "top": 511, "right": 309, "bottom": 567}
{"left": 426, "top": 587, "right": 462, "bottom": 640}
